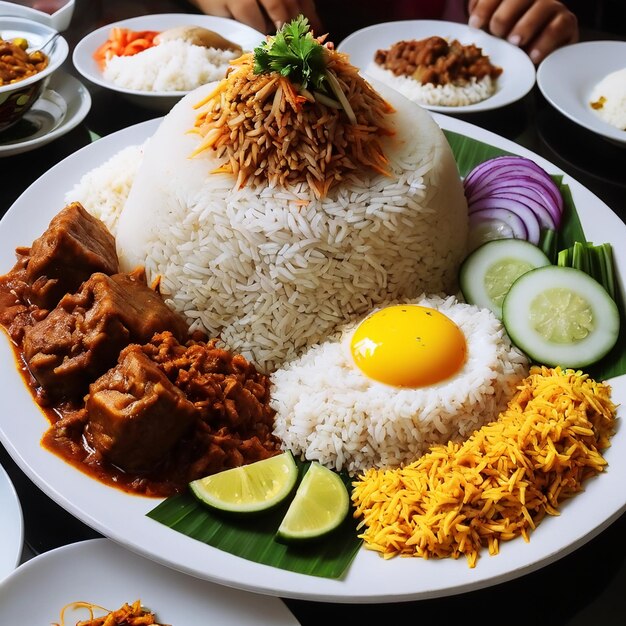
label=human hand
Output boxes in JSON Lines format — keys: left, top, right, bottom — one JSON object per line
{"left": 188, "top": 0, "right": 324, "bottom": 34}
{"left": 467, "top": 0, "right": 578, "bottom": 64}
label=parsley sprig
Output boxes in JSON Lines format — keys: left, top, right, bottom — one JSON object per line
{"left": 253, "top": 16, "right": 357, "bottom": 123}
{"left": 253, "top": 16, "right": 327, "bottom": 90}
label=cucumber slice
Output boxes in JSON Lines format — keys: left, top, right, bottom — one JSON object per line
{"left": 502, "top": 265, "right": 620, "bottom": 368}
{"left": 459, "top": 239, "right": 551, "bottom": 319}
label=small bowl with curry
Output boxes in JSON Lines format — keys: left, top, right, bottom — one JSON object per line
{"left": 0, "top": 16, "right": 68, "bottom": 133}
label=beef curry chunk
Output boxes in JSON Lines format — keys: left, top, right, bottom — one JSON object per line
{"left": 22, "top": 269, "right": 189, "bottom": 401}
{"left": 25, "top": 202, "right": 119, "bottom": 309}
{"left": 86, "top": 346, "right": 198, "bottom": 473}
{"left": 374, "top": 36, "right": 502, "bottom": 86}
{"left": 139, "top": 332, "right": 281, "bottom": 479}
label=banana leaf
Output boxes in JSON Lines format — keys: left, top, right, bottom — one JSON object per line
{"left": 444, "top": 129, "right": 626, "bottom": 381}
{"left": 148, "top": 461, "right": 361, "bottom": 579}
{"left": 148, "top": 129, "right": 626, "bottom": 579}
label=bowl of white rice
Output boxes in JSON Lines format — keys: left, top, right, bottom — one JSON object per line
{"left": 72, "top": 13, "right": 265, "bottom": 112}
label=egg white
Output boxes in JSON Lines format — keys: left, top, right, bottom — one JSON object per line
{"left": 270, "top": 294, "right": 529, "bottom": 475}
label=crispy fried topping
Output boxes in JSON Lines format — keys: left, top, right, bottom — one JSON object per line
{"left": 190, "top": 48, "right": 395, "bottom": 198}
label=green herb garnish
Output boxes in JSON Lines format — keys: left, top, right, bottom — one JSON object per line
{"left": 253, "top": 16, "right": 327, "bottom": 91}
{"left": 253, "top": 16, "right": 357, "bottom": 124}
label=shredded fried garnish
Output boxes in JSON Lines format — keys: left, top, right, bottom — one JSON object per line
{"left": 54, "top": 600, "right": 168, "bottom": 626}
{"left": 351, "top": 366, "right": 618, "bottom": 568}
{"left": 189, "top": 45, "right": 395, "bottom": 198}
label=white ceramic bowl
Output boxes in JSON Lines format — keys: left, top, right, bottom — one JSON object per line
{"left": 0, "top": 0, "right": 75, "bottom": 32}
{"left": 0, "top": 16, "right": 69, "bottom": 132}
{"left": 537, "top": 40, "right": 626, "bottom": 147}
{"left": 72, "top": 13, "right": 265, "bottom": 113}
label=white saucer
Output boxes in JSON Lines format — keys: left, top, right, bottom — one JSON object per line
{"left": 0, "top": 70, "right": 91, "bottom": 157}
{"left": 0, "top": 463, "right": 23, "bottom": 582}
{"left": 0, "top": 538, "right": 299, "bottom": 625}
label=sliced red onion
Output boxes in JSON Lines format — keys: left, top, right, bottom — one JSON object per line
{"left": 467, "top": 166, "right": 561, "bottom": 206}
{"left": 463, "top": 155, "right": 566, "bottom": 248}
{"left": 464, "top": 155, "right": 547, "bottom": 182}
{"left": 468, "top": 196, "right": 541, "bottom": 243}
{"left": 482, "top": 192, "right": 557, "bottom": 230}
{"left": 463, "top": 156, "right": 564, "bottom": 219}
{"left": 468, "top": 177, "right": 561, "bottom": 208}
{"left": 464, "top": 155, "right": 554, "bottom": 194}
{"left": 465, "top": 172, "right": 563, "bottom": 207}
{"left": 469, "top": 207, "right": 528, "bottom": 240}
{"left": 467, "top": 179, "right": 562, "bottom": 227}
{"left": 468, "top": 181, "right": 563, "bottom": 224}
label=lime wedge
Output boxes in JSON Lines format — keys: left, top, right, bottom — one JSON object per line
{"left": 189, "top": 451, "right": 298, "bottom": 513}
{"left": 276, "top": 462, "right": 349, "bottom": 542}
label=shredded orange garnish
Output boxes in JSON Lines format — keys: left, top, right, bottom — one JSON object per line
{"left": 54, "top": 599, "right": 168, "bottom": 626}
{"left": 189, "top": 49, "right": 396, "bottom": 199}
{"left": 351, "top": 366, "right": 618, "bottom": 568}
{"left": 93, "top": 28, "right": 159, "bottom": 70}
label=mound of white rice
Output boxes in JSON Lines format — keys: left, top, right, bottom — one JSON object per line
{"left": 102, "top": 39, "right": 240, "bottom": 92}
{"left": 271, "top": 294, "right": 529, "bottom": 475}
{"left": 73, "top": 78, "right": 468, "bottom": 372}
{"left": 65, "top": 144, "right": 144, "bottom": 234}
{"left": 589, "top": 67, "right": 626, "bottom": 131}
{"left": 366, "top": 62, "right": 496, "bottom": 107}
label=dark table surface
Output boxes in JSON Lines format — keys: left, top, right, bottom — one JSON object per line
{"left": 1, "top": 2, "right": 626, "bottom": 624}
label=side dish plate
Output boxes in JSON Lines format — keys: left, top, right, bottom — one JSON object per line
{"left": 0, "top": 538, "right": 299, "bottom": 625}
{"left": 72, "top": 13, "right": 265, "bottom": 112}
{"left": 337, "top": 20, "right": 536, "bottom": 113}
{"left": 537, "top": 40, "right": 626, "bottom": 146}
{"left": 0, "top": 463, "right": 23, "bottom": 581}
{"left": 0, "top": 71, "right": 91, "bottom": 157}
{"left": 0, "top": 115, "right": 625, "bottom": 602}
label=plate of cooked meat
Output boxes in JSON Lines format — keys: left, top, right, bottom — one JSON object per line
{"left": 338, "top": 19, "right": 536, "bottom": 112}
{"left": 0, "top": 19, "right": 625, "bottom": 605}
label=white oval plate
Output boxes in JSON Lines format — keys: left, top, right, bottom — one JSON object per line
{"left": 337, "top": 19, "right": 536, "bottom": 113}
{"left": 0, "top": 538, "right": 299, "bottom": 625}
{"left": 72, "top": 13, "right": 265, "bottom": 112}
{"left": 1, "top": 114, "right": 626, "bottom": 603}
{"left": 0, "top": 463, "right": 23, "bottom": 581}
{"left": 0, "top": 70, "right": 91, "bottom": 157}
{"left": 537, "top": 40, "right": 626, "bottom": 146}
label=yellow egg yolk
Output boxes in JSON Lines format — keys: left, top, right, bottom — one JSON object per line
{"left": 350, "top": 304, "right": 467, "bottom": 388}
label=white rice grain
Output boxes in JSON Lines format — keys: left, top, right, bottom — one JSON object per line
{"left": 365, "top": 62, "right": 496, "bottom": 107}
{"left": 589, "top": 67, "right": 626, "bottom": 131}
{"left": 103, "top": 40, "right": 240, "bottom": 92}
{"left": 64, "top": 144, "right": 144, "bottom": 234}
{"left": 271, "top": 294, "right": 529, "bottom": 475}
{"left": 75, "top": 79, "right": 468, "bottom": 373}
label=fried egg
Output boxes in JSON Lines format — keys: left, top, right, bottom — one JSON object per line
{"left": 350, "top": 304, "right": 467, "bottom": 388}
{"left": 271, "top": 294, "right": 529, "bottom": 475}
